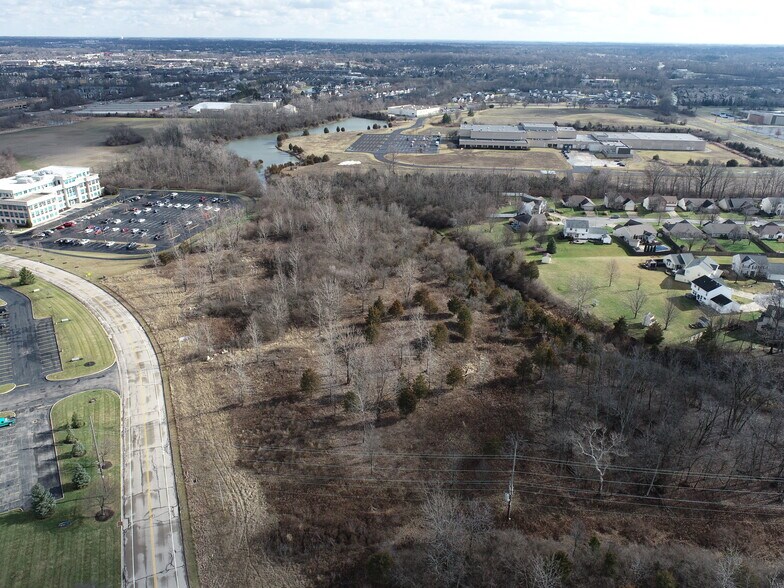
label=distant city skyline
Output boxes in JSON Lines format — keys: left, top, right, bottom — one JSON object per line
{"left": 1, "top": 0, "right": 782, "bottom": 46}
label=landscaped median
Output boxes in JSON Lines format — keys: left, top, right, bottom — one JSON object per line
{"left": 0, "top": 268, "right": 115, "bottom": 380}
{"left": 0, "top": 389, "right": 120, "bottom": 588}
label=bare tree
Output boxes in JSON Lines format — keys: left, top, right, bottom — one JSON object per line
{"left": 245, "top": 318, "right": 263, "bottom": 364}
{"left": 529, "top": 554, "right": 563, "bottom": 588}
{"left": 606, "top": 259, "right": 620, "bottom": 287}
{"left": 716, "top": 548, "right": 742, "bottom": 588}
{"left": 663, "top": 298, "right": 678, "bottom": 330}
{"left": 230, "top": 358, "right": 252, "bottom": 407}
{"left": 625, "top": 289, "right": 649, "bottom": 319}
{"left": 399, "top": 258, "right": 417, "bottom": 303}
{"left": 572, "top": 422, "right": 627, "bottom": 496}
{"left": 421, "top": 490, "right": 467, "bottom": 587}
{"left": 644, "top": 161, "right": 668, "bottom": 196}
{"left": 571, "top": 275, "right": 595, "bottom": 316}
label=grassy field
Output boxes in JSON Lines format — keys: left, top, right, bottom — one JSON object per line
{"left": 0, "top": 268, "right": 115, "bottom": 380}
{"left": 763, "top": 240, "right": 784, "bottom": 253}
{"left": 633, "top": 143, "right": 751, "bottom": 167}
{"left": 0, "top": 383, "right": 14, "bottom": 394}
{"left": 0, "top": 389, "right": 120, "bottom": 588}
{"left": 4, "top": 246, "right": 148, "bottom": 279}
{"left": 0, "top": 117, "right": 178, "bottom": 170}
{"left": 471, "top": 105, "right": 666, "bottom": 128}
{"left": 394, "top": 147, "right": 571, "bottom": 170}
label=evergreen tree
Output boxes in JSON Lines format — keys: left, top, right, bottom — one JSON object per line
{"left": 72, "top": 441, "right": 86, "bottom": 458}
{"left": 72, "top": 463, "right": 91, "bottom": 489}
{"left": 30, "top": 483, "right": 55, "bottom": 519}
{"left": 397, "top": 383, "right": 417, "bottom": 417}
{"left": 18, "top": 267, "right": 36, "bottom": 286}
{"left": 429, "top": 323, "right": 449, "bottom": 349}
{"left": 387, "top": 299, "right": 405, "bottom": 318}
{"left": 546, "top": 237, "right": 557, "bottom": 255}
{"left": 644, "top": 323, "right": 665, "bottom": 346}
{"left": 445, "top": 366, "right": 464, "bottom": 389}
{"left": 412, "top": 373, "right": 430, "bottom": 399}
{"left": 70, "top": 412, "right": 85, "bottom": 429}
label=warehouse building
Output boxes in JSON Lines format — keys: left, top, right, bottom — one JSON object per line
{"left": 746, "top": 111, "right": 784, "bottom": 126}
{"left": 458, "top": 122, "right": 705, "bottom": 153}
{"left": 76, "top": 101, "right": 179, "bottom": 115}
{"left": 387, "top": 105, "right": 442, "bottom": 118}
{"left": 190, "top": 101, "right": 278, "bottom": 113}
{"left": 0, "top": 167, "right": 102, "bottom": 228}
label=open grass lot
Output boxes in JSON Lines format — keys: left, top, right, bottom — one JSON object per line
{"left": 0, "top": 117, "right": 180, "bottom": 170}
{"left": 763, "top": 240, "right": 784, "bottom": 253}
{"left": 472, "top": 105, "right": 666, "bottom": 128}
{"left": 634, "top": 143, "right": 752, "bottom": 167}
{"left": 4, "top": 246, "right": 147, "bottom": 279}
{"left": 539, "top": 255, "right": 716, "bottom": 342}
{"left": 0, "top": 267, "right": 115, "bottom": 379}
{"left": 394, "top": 146, "right": 571, "bottom": 170}
{"left": 0, "top": 389, "right": 120, "bottom": 588}
{"left": 670, "top": 237, "right": 763, "bottom": 255}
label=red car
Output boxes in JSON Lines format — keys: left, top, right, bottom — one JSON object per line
{"left": 55, "top": 225, "right": 65, "bottom": 230}
{"left": 63, "top": 221, "right": 75, "bottom": 228}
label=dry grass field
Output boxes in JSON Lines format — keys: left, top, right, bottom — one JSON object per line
{"left": 631, "top": 142, "right": 752, "bottom": 168}
{"left": 472, "top": 105, "right": 667, "bottom": 128}
{"left": 394, "top": 146, "right": 571, "bottom": 170}
{"left": 0, "top": 118, "right": 179, "bottom": 170}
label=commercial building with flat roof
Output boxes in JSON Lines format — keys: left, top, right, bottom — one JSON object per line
{"left": 190, "top": 101, "right": 278, "bottom": 113}
{"left": 76, "top": 101, "right": 179, "bottom": 115}
{"left": 387, "top": 105, "right": 442, "bottom": 118}
{"left": 746, "top": 111, "right": 784, "bottom": 126}
{"left": 458, "top": 122, "right": 705, "bottom": 153}
{"left": 0, "top": 166, "right": 102, "bottom": 227}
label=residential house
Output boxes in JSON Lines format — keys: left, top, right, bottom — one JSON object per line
{"left": 752, "top": 222, "right": 784, "bottom": 241}
{"left": 674, "top": 256, "right": 722, "bottom": 283}
{"left": 717, "top": 197, "right": 761, "bottom": 216}
{"left": 604, "top": 193, "right": 638, "bottom": 212}
{"left": 690, "top": 275, "right": 738, "bottom": 314}
{"left": 760, "top": 197, "right": 784, "bottom": 217}
{"left": 517, "top": 194, "right": 548, "bottom": 216}
{"left": 701, "top": 220, "right": 749, "bottom": 240}
{"left": 732, "top": 254, "right": 784, "bottom": 282}
{"left": 642, "top": 194, "right": 677, "bottom": 212}
{"left": 757, "top": 303, "right": 784, "bottom": 339}
{"left": 511, "top": 212, "right": 547, "bottom": 233}
{"left": 562, "top": 218, "right": 611, "bottom": 243}
{"left": 663, "top": 252, "right": 695, "bottom": 271}
{"left": 613, "top": 220, "right": 662, "bottom": 251}
{"left": 677, "top": 197, "right": 719, "bottom": 214}
{"left": 561, "top": 194, "right": 595, "bottom": 211}
{"left": 663, "top": 220, "right": 705, "bottom": 241}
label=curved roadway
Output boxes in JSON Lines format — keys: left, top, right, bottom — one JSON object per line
{"left": 0, "top": 254, "right": 187, "bottom": 588}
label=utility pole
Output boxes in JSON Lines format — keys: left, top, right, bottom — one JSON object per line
{"left": 506, "top": 438, "right": 518, "bottom": 521}
{"left": 90, "top": 415, "right": 110, "bottom": 518}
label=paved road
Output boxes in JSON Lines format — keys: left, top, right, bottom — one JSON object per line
{"left": 0, "top": 254, "right": 187, "bottom": 588}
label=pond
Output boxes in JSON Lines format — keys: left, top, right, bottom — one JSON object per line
{"left": 226, "top": 117, "right": 384, "bottom": 170}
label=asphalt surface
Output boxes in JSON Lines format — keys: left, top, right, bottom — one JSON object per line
{"left": 0, "top": 284, "right": 117, "bottom": 513}
{"left": 0, "top": 254, "right": 188, "bottom": 588}
{"left": 16, "top": 189, "right": 242, "bottom": 256}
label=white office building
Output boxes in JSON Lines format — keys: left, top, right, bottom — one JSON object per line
{"left": 0, "top": 166, "right": 103, "bottom": 228}
{"left": 387, "top": 105, "right": 442, "bottom": 118}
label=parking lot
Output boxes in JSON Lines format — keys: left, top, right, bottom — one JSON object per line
{"left": 347, "top": 132, "right": 440, "bottom": 155}
{"left": 17, "top": 189, "right": 243, "bottom": 255}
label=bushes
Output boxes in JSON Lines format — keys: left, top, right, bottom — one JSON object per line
{"left": 70, "top": 412, "right": 85, "bottom": 429}
{"left": 300, "top": 368, "right": 321, "bottom": 395}
{"left": 72, "top": 441, "right": 87, "bottom": 458}
{"left": 397, "top": 377, "right": 417, "bottom": 417}
{"left": 429, "top": 323, "right": 449, "bottom": 349}
{"left": 105, "top": 123, "right": 144, "bottom": 146}
{"left": 71, "top": 463, "right": 91, "bottom": 489}
{"left": 18, "top": 267, "right": 36, "bottom": 286}
{"left": 445, "top": 365, "right": 464, "bottom": 389}
{"left": 366, "top": 551, "right": 394, "bottom": 586}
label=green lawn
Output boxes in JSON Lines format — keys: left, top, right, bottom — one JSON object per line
{"left": 0, "top": 390, "right": 121, "bottom": 588}
{"left": 711, "top": 239, "right": 764, "bottom": 254}
{"left": 763, "top": 240, "right": 784, "bottom": 253}
{"left": 539, "top": 255, "right": 719, "bottom": 342}
{"left": 0, "top": 269, "right": 115, "bottom": 380}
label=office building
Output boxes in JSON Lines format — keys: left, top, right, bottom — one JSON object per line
{"left": 0, "top": 166, "right": 102, "bottom": 228}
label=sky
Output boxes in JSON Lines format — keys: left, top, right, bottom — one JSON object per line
{"left": 1, "top": 0, "right": 783, "bottom": 45}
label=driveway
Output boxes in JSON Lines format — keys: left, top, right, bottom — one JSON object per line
{"left": 0, "top": 254, "right": 188, "bottom": 588}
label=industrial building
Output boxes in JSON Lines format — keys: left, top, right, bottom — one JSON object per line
{"left": 0, "top": 167, "right": 102, "bottom": 228}
{"left": 746, "top": 111, "right": 784, "bottom": 126}
{"left": 457, "top": 122, "right": 705, "bottom": 154}
{"left": 190, "top": 101, "right": 278, "bottom": 113}
{"left": 387, "top": 105, "right": 442, "bottom": 118}
{"left": 75, "top": 101, "right": 179, "bottom": 115}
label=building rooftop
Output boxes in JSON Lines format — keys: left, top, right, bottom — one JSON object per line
{"left": 692, "top": 275, "right": 723, "bottom": 292}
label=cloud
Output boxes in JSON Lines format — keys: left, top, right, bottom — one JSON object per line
{"left": 0, "top": 0, "right": 782, "bottom": 43}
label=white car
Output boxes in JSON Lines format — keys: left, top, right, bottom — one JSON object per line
{"left": 85, "top": 228, "right": 94, "bottom": 234}
{"left": 181, "top": 203, "right": 190, "bottom": 209}
{"left": 105, "top": 241, "right": 115, "bottom": 247}
{"left": 204, "top": 206, "right": 212, "bottom": 211}
{"left": 185, "top": 221, "right": 193, "bottom": 226}
{"left": 138, "top": 219, "right": 146, "bottom": 223}
{"left": 213, "top": 208, "right": 220, "bottom": 213}
{"left": 112, "top": 227, "right": 120, "bottom": 232}
{"left": 79, "top": 239, "right": 90, "bottom": 245}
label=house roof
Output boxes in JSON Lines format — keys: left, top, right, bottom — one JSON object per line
{"left": 711, "top": 293, "right": 733, "bottom": 307}
{"left": 665, "top": 252, "right": 695, "bottom": 267}
{"left": 565, "top": 218, "right": 591, "bottom": 229}
{"left": 665, "top": 220, "right": 703, "bottom": 236}
{"left": 564, "top": 194, "right": 592, "bottom": 207}
{"left": 692, "top": 275, "right": 723, "bottom": 292}
{"left": 734, "top": 253, "right": 769, "bottom": 266}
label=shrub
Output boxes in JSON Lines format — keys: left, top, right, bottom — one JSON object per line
{"left": 72, "top": 441, "right": 87, "bottom": 458}
{"left": 601, "top": 550, "right": 619, "bottom": 577}
{"left": 343, "top": 390, "right": 361, "bottom": 412}
{"left": 447, "top": 297, "right": 464, "bottom": 315}
{"left": 364, "top": 322, "right": 380, "bottom": 344}
{"left": 300, "top": 368, "right": 321, "bottom": 395}
{"left": 412, "top": 373, "right": 430, "bottom": 399}
{"left": 456, "top": 306, "right": 473, "bottom": 340}
{"left": 387, "top": 299, "right": 405, "bottom": 318}
{"left": 644, "top": 322, "right": 664, "bottom": 346}
{"left": 366, "top": 551, "right": 394, "bottom": 586}
{"left": 546, "top": 237, "right": 557, "bottom": 255}
{"left": 64, "top": 429, "right": 77, "bottom": 444}
{"left": 105, "top": 123, "right": 144, "bottom": 146}
{"left": 423, "top": 297, "right": 439, "bottom": 315}
{"left": 654, "top": 570, "right": 678, "bottom": 588}
{"left": 397, "top": 382, "right": 417, "bottom": 417}
{"left": 412, "top": 287, "right": 431, "bottom": 307}
{"left": 70, "top": 413, "right": 85, "bottom": 429}
{"left": 430, "top": 323, "right": 449, "bottom": 349}
{"left": 72, "top": 463, "right": 91, "bottom": 489}
{"left": 726, "top": 158, "right": 739, "bottom": 167}
{"left": 445, "top": 366, "right": 464, "bottom": 389}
